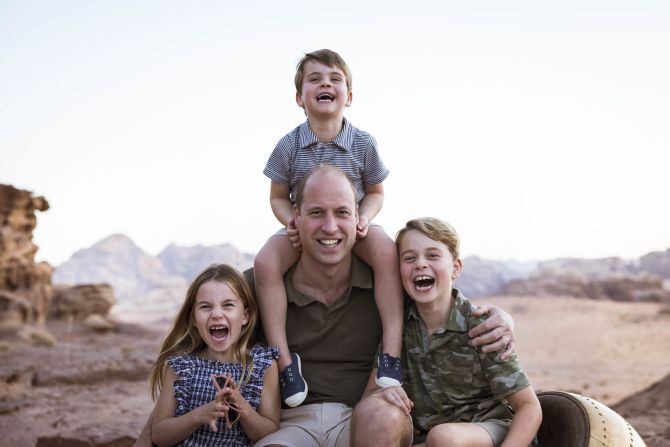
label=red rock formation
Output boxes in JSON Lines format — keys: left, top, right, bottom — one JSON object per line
{"left": 50, "top": 284, "right": 116, "bottom": 319}
{"left": 0, "top": 184, "right": 52, "bottom": 328}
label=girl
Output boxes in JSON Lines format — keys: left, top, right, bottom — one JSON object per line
{"left": 149, "top": 264, "right": 280, "bottom": 447}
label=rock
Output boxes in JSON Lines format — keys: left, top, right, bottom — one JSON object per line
{"left": 638, "top": 248, "right": 670, "bottom": 279}
{"left": 17, "top": 325, "right": 57, "bottom": 346}
{"left": 500, "top": 271, "right": 670, "bottom": 302}
{"left": 35, "top": 434, "right": 136, "bottom": 447}
{"left": 0, "top": 184, "right": 53, "bottom": 328}
{"left": 50, "top": 284, "right": 116, "bottom": 319}
{"left": 83, "top": 314, "right": 116, "bottom": 332}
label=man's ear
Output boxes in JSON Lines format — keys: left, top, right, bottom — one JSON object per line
{"left": 452, "top": 258, "right": 463, "bottom": 281}
{"left": 293, "top": 203, "right": 301, "bottom": 223}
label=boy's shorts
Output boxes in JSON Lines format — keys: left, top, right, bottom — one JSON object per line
{"left": 253, "top": 402, "right": 352, "bottom": 447}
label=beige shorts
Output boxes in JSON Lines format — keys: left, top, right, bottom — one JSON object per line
{"left": 253, "top": 402, "right": 353, "bottom": 447}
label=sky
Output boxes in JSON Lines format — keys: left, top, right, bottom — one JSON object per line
{"left": 1, "top": 1, "right": 669, "bottom": 265}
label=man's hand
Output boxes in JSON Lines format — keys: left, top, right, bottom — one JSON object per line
{"left": 287, "top": 218, "right": 302, "bottom": 251}
{"left": 374, "top": 386, "right": 414, "bottom": 415}
{"left": 469, "top": 304, "right": 515, "bottom": 360}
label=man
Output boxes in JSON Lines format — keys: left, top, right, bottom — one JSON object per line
{"left": 133, "top": 164, "right": 514, "bottom": 446}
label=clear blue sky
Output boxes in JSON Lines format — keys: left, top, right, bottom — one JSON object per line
{"left": 2, "top": 1, "right": 669, "bottom": 265}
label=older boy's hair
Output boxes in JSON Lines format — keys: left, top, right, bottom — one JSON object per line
{"left": 294, "top": 49, "right": 352, "bottom": 95}
{"left": 396, "top": 217, "right": 461, "bottom": 260}
{"left": 294, "top": 164, "right": 357, "bottom": 208}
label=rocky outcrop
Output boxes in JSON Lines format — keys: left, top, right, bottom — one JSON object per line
{"left": 0, "top": 184, "right": 52, "bottom": 328}
{"left": 500, "top": 272, "right": 670, "bottom": 302}
{"left": 50, "top": 284, "right": 116, "bottom": 319}
{"left": 456, "top": 256, "right": 536, "bottom": 298}
{"left": 614, "top": 373, "right": 670, "bottom": 447}
{"left": 638, "top": 248, "right": 670, "bottom": 279}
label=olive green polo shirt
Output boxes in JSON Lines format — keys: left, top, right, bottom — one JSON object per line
{"left": 402, "top": 288, "right": 530, "bottom": 432}
{"left": 246, "top": 255, "right": 382, "bottom": 408}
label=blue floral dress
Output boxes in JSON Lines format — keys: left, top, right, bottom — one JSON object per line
{"left": 168, "top": 344, "right": 278, "bottom": 446}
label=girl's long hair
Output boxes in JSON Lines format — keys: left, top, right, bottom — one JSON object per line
{"left": 149, "top": 264, "right": 258, "bottom": 400}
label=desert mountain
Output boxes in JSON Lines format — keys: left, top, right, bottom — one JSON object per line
{"left": 54, "top": 233, "right": 670, "bottom": 321}
{"left": 53, "top": 234, "right": 254, "bottom": 321}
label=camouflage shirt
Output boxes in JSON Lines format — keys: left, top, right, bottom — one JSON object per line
{"left": 402, "top": 288, "right": 531, "bottom": 433}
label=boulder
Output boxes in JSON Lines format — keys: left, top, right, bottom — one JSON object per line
{"left": 50, "top": 284, "right": 116, "bottom": 319}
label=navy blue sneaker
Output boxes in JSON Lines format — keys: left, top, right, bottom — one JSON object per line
{"left": 280, "top": 352, "right": 308, "bottom": 407}
{"left": 375, "top": 353, "right": 402, "bottom": 387}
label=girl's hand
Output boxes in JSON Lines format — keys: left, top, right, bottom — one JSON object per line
{"left": 194, "top": 391, "right": 229, "bottom": 433}
{"left": 356, "top": 216, "right": 369, "bottom": 240}
{"left": 287, "top": 218, "right": 302, "bottom": 251}
{"left": 212, "top": 373, "right": 248, "bottom": 429}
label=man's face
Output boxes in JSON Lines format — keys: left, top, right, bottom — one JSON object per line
{"left": 294, "top": 170, "right": 358, "bottom": 267}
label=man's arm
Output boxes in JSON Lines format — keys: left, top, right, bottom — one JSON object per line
{"left": 469, "top": 304, "right": 515, "bottom": 360}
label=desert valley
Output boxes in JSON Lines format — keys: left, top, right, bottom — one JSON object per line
{"left": 1, "top": 184, "right": 669, "bottom": 446}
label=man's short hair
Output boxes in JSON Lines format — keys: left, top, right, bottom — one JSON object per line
{"left": 294, "top": 164, "right": 357, "bottom": 209}
{"left": 294, "top": 49, "right": 352, "bottom": 96}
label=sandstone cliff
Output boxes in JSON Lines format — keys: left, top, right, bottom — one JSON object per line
{"left": 0, "top": 184, "right": 52, "bottom": 329}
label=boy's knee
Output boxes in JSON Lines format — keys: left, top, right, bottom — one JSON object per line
{"left": 425, "top": 425, "right": 460, "bottom": 447}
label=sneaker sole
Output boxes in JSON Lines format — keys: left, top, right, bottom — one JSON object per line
{"left": 284, "top": 354, "right": 309, "bottom": 408}
{"left": 375, "top": 376, "right": 401, "bottom": 388}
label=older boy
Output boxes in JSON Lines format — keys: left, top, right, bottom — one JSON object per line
{"left": 385, "top": 218, "right": 542, "bottom": 447}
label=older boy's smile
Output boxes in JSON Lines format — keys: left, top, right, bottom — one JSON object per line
{"left": 413, "top": 275, "right": 435, "bottom": 291}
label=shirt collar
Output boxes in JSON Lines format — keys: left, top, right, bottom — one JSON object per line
{"left": 297, "top": 118, "right": 353, "bottom": 152}
{"left": 406, "top": 288, "right": 469, "bottom": 333}
{"left": 284, "top": 254, "right": 372, "bottom": 306}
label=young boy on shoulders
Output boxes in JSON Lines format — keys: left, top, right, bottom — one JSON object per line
{"left": 254, "top": 49, "right": 404, "bottom": 407}
{"left": 385, "top": 217, "right": 541, "bottom": 447}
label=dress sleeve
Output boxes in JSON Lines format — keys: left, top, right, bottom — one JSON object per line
{"left": 241, "top": 344, "right": 279, "bottom": 410}
{"left": 167, "top": 355, "right": 195, "bottom": 417}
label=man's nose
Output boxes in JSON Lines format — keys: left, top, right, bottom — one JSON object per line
{"left": 322, "top": 213, "right": 338, "bottom": 232}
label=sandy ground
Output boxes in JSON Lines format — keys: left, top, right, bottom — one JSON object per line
{"left": 0, "top": 295, "right": 669, "bottom": 446}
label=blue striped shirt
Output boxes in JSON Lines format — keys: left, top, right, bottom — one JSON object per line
{"left": 263, "top": 119, "right": 389, "bottom": 204}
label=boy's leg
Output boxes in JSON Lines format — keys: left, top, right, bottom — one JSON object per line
{"left": 353, "top": 226, "right": 404, "bottom": 386}
{"left": 254, "top": 233, "right": 305, "bottom": 406}
{"left": 424, "top": 423, "right": 494, "bottom": 447}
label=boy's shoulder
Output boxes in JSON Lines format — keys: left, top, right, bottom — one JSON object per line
{"left": 455, "top": 292, "right": 488, "bottom": 331}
